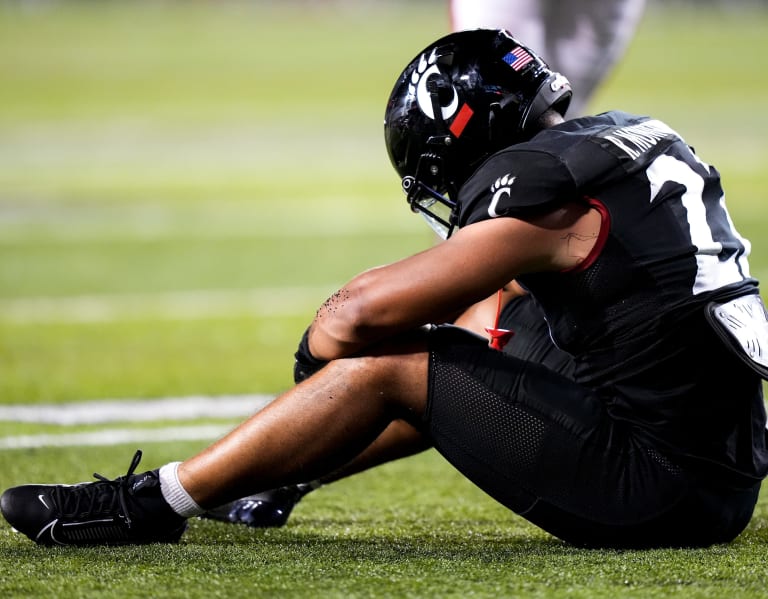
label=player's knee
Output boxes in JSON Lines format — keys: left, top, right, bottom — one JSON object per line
{"left": 326, "top": 351, "right": 429, "bottom": 414}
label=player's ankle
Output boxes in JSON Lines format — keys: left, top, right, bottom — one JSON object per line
{"left": 158, "top": 462, "right": 204, "bottom": 518}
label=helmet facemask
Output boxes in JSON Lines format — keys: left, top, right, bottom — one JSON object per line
{"left": 402, "top": 99, "right": 462, "bottom": 238}
{"left": 399, "top": 65, "right": 464, "bottom": 239}
{"left": 402, "top": 172, "right": 458, "bottom": 240}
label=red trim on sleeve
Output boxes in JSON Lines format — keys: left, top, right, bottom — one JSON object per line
{"left": 562, "top": 197, "right": 610, "bottom": 273}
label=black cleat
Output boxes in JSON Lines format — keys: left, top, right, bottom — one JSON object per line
{"left": 201, "top": 484, "right": 314, "bottom": 528}
{"left": 0, "top": 450, "right": 187, "bottom": 546}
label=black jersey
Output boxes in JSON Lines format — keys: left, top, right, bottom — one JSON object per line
{"left": 457, "top": 111, "right": 768, "bottom": 485}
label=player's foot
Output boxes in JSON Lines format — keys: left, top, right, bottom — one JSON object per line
{"left": 201, "top": 483, "right": 315, "bottom": 528}
{"left": 0, "top": 450, "right": 187, "bottom": 546}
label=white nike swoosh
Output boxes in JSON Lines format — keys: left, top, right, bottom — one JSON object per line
{"left": 38, "top": 494, "right": 50, "bottom": 510}
{"left": 35, "top": 519, "right": 58, "bottom": 543}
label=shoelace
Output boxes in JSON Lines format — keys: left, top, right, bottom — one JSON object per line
{"left": 52, "top": 449, "right": 144, "bottom": 527}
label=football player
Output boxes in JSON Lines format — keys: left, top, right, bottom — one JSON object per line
{"left": 3, "top": 29, "right": 767, "bottom": 549}
{"left": 206, "top": 0, "right": 649, "bottom": 528}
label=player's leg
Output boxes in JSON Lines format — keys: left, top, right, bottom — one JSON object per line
{"left": 204, "top": 289, "right": 573, "bottom": 529}
{"left": 449, "top": 0, "right": 545, "bottom": 53}
{"left": 425, "top": 324, "right": 759, "bottom": 548}
{"left": 544, "top": 0, "right": 646, "bottom": 115}
{"left": 169, "top": 337, "right": 432, "bottom": 509}
{"left": 201, "top": 418, "right": 431, "bottom": 527}
{"left": 188, "top": 407, "right": 432, "bottom": 511}
{"left": 205, "top": 290, "right": 575, "bottom": 528}
{"left": 0, "top": 334, "right": 433, "bottom": 545}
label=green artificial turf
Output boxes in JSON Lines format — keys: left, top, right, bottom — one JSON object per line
{"left": 1, "top": 1, "right": 767, "bottom": 597}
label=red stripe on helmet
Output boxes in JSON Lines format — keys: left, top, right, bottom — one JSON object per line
{"left": 449, "top": 103, "right": 474, "bottom": 137}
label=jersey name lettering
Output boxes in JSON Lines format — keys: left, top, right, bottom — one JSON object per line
{"left": 601, "top": 120, "right": 677, "bottom": 160}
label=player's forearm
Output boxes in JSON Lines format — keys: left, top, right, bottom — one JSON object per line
{"left": 307, "top": 281, "right": 381, "bottom": 361}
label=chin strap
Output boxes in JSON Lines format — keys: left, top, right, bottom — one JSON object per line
{"left": 484, "top": 288, "right": 515, "bottom": 351}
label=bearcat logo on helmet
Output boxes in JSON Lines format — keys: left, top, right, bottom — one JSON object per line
{"left": 409, "top": 48, "right": 474, "bottom": 138}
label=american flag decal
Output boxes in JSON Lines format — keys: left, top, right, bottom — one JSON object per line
{"left": 503, "top": 47, "right": 533, "bottom": 71}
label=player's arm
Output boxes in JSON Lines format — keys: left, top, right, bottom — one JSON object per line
{"left": 307, "top": 201, "right": 600, "bottom": 361}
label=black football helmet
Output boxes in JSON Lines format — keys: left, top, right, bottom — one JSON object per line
{"left": 384, "top": 29, "right": 572, "bottom": 238}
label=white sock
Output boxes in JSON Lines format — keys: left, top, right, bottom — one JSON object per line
{"left": 158, "top": 462, "right": 204, "bottom": 518}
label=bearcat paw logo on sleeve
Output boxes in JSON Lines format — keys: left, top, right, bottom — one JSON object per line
{"left": 488, "top": 173, "right": 517, "bottom": 218}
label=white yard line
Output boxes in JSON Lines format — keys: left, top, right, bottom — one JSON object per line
{"left": 0, "top": 394, "right": 273, "bottom": 425}
{"left": 0, "top": 425, "right": 235, "bottom": 449}
{"left": 0, "top": 394, "right": 275, "bottom": 448}
{"left": 0, "top": 287, "right": 333, "bottom": 323}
